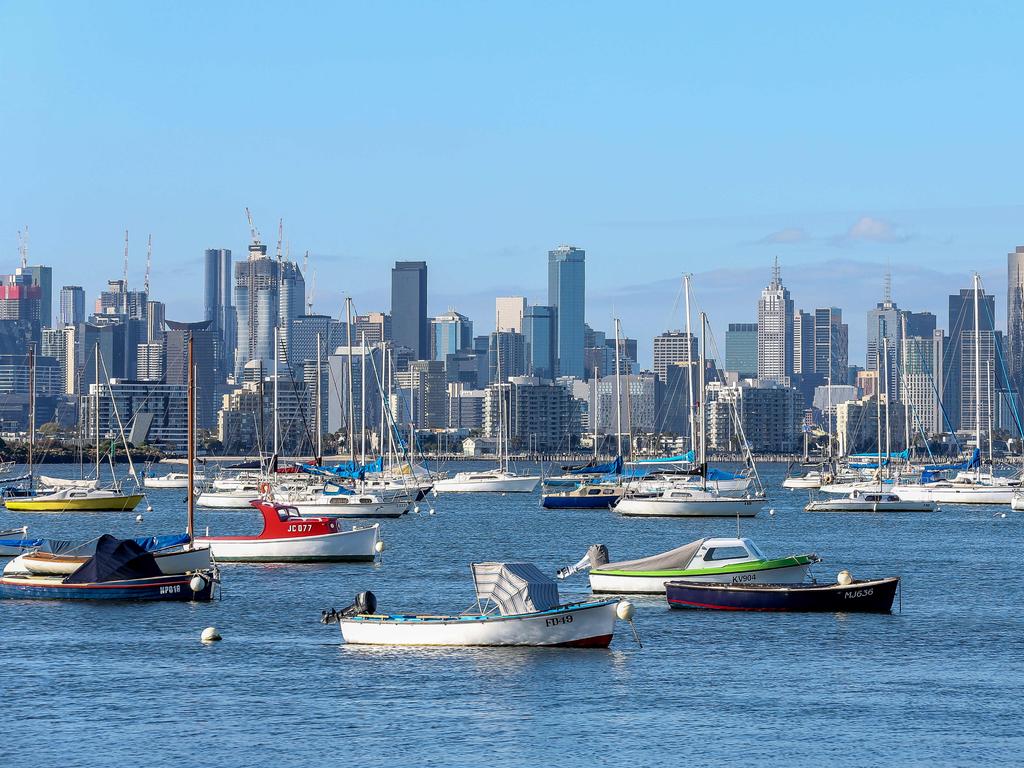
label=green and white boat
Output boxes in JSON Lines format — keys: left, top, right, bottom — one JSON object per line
{"left": 558, "top": 538, "right": 819, "bottom": 594}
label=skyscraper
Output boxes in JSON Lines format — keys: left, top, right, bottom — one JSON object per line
{"left": 495, "top": 296, "right": 527, "bottom": 332}
{"left": 60, "top": 286, "right": 85, "bottom": 326}
{"left": 204, "top": 248, "right": 235, "bottom": 375}
{"left": 1008, "top": 246, "right": 1024, "bottom": 400}
{"left": 793, "top": 310, "right": 814, "bottom": 375}
{"left": 431, "top": 309, "right": 473, "bottom": 360}
{"left": 652, "top": 331, "right": 697, "bottom": 383}
{"left": 165, "top": 320, "right": 219, "bottom": 429}
{"left": 548, "top": 245, "right": 585, "bottom": 379}
{"left": 522, "top": 305, "right": 557, "bottom": 380}
{"left": 813, "top": 307, "right": 848, "bottom": 382}
{"left": 725, "top": 323, "right": 757, "bottom": 378}
{"left": 757, "top": 259, "right": 794, "bottom": 384}
{"left": 19, "top": 266, "right": 52, "bottom": 327}
{"left": 947, "top": 285, "right": 997, "bottom": 432}
{"left": 391, "top": 261, "right": 428, "bottom": 362}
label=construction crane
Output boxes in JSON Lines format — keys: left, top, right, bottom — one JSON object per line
{"left": 276, "top": 218, "right": 283, "bottom": 263}
{"left": 244, "top": 207, "right": 262, "bottom": 246}
{"left": 144, "top": 234, "right": 152, "bottom": 295}
{"left": 17, "top": 226, "right": 29, "bottom": 268}
{"left": 123, "top": 230, "right": 129, "bottom": 287}
{"left": 305, "top": 251, "right": 315, "bottom": 314}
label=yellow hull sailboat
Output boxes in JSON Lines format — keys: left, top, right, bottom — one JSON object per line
{"left": 5, "top": 488, "right": 144, "bottom": 512}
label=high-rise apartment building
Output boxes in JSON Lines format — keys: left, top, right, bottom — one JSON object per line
{"left": 391, "top": 261, "right": 428, "bottom": 362}
{"left": 136, "top": 343, "right": 165, "bottom": 382}
{"left": 548, "top": 245, "right": 585, "bottom": 379}
{"left": 60, "top": 286, "right": 85, "bottom": 327}
{"left": 353, "top": 312, "right": 391, "bottom": 347}
{"left": 488, "top": 331, "right": 528, "bottom": 383}
{"left": 947, "top": 285, "right": 998, "bottom": 433}
{"left": 19, "top": 266, "right": 52, "bottom": 327}
{"left": 495, "top": 297, "right": 527, "bottom": 333}
{"left": 725, "top": 323, "right": 757, "bottom": 378}
{"left": 902, "top": 330, "right": 945, "bottom": 436}
{"left": 165, "top": 320, "right": 219, "bottom": 429}
{"left": 757, "top": 260, "right": 794, "bottom": 384}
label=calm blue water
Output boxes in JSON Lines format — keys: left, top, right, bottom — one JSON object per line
{"left": 3, "top": 462, "right": 1022, "bottom": 767}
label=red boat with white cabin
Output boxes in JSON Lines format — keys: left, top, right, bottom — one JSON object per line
{"left": 195, "top": 500, "right": 382, "bottom": 562}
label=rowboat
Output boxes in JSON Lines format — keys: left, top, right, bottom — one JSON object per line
{"left": 0, "top": 534, "right": 217, "bottom": 602}
{"left": 558, "top": 538, "right": 818, "bottom": 594}
{"left": 322, "top": 563, "right": 636, "bottom": 647}
{"left": 8, "top": 538, "right": 210, "bottom": 576}
{"left": 541, "top": 484, "right": 625, "bottom": 509}
{"left": 805, "top": 491, "right": 937, "bottom": 513}
{"left": 433, "top": 470, "right": 540, "bottom": 494}
{"left": 4, "top": 487, "right": 145, "bottom": 512}
{"left": 194, "top": 500, "right": 381, "bottom": 562}
{"left": 614, "top": 488, "right": 763, "bottom": 517}
{"left": 665, "top": 575, "right": 900, "bottom": 613}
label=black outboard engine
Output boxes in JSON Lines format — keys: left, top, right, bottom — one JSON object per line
{"left": 321, "top": 590, "right": 378, "bottom": 624}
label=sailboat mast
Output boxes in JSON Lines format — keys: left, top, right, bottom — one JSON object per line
{"left": 973, "top": 272, "right": 982, "bottom": 478}
{"left": 613, "top": 318, "right": 623, "bottom": 458}
{"left": 344, "top": 297, "right": 355, "bottom": 463}
{"left": 593, "top": 365, "right": 599, "bottom": 460}
{"left": 273, "top": 326, "right": 280, "bottom": 469}
{"left": 882, "top": 335, "right": 891, "bottom": 464}
{"left": 186, "top": 333, "right": 195, "bottom": 542}
{"left": 683, "top": 275, "right": 696, "bottom": 457}
{"left": 27, "top": 343, "right": 34, "bottom": 483}
{"left": 496, "top": 331, "right": 505, "bottom": 472}
{"left": 901, "top": 314, "right": 911, "bottom": 465}
{"left": 315, "top": 332, "right": 323, "bottom": 463}
{"left": 875, "top": 327, "right": 883, "bottom": 490}
{"left": 699, "top": 312, "right": 707, "bottom": 489}
{"left": 94, "top": 343, "right": 100, "bottom": 480}
{"left": 360, "top": 333, "right": 367, "bottom": 464}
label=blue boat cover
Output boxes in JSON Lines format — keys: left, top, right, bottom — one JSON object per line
{"left": 322, "top": 481, "right": 355, "bottom": 496}
{"left": 634, "top": 451, "right": 695, "bottom": 465}
{"left": 0, "top": 533, "right": 191, "bottom": 555}
{"left": 65, "top": 535, "right": 163, "bottom": 584}
{"left": 707, "top": 468, "right": 744, "bottom": 481}
{"left": 302, "top": 457, "right": 384, "bottom": 481}
{"left": 570, "top": 456, "right": 622, "bottom": 475}
{"left": 924, "top": 448, "right": 980, "bottom": 472}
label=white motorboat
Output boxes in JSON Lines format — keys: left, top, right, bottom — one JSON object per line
{"left": 805, "top": 490, "right": 937, "bottom": 513}
{"left": 614, "top": 488, "right": 763, "bottom": 517}
{"left": 782, "top": 471, "right": 825, "bottom": 490}
{"left": 884, "top": 483, "right": 1014, "bottom": 505}
{"left": 274, "top": 486, "right": 409, "bottom": 518}
{"left": 433, "top": 470, "right": 540, "bottom": 494}
{"left": 1011, "top": 493, "right": 1024, "bottom": 511}
{"left": 322, "top": 563, "right": 634, "bottom": 647}
{"left": 195, "top": 501, "right": 381, "bottom": 562}
{"left": 143, "top": 472, "right": 190, "bottom": 489}
{"left": 558, "top": 538, "right": 818, "bottom": 594}
{"left": 196, "top": 489, "right": 262, "bottom": 508}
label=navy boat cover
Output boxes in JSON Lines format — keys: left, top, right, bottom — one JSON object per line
{"left": 65, "top": 535, "right": 164, "bottom": 584}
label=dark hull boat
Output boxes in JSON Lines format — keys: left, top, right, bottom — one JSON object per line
{"left": 665, "top": 577, "right": 899, "bottom": 613}
{"left": 0, "top": 534, "right": 216, "bottom": 602}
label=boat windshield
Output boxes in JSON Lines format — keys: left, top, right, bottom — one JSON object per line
{"left": 703, "top": 546, "right": 752, "bottom": 562}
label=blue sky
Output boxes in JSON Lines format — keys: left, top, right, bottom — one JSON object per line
{"left": 2, "top": 2, "right": 1022, "bottom": 366}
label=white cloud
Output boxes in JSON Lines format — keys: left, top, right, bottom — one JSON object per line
{"left": 833, "top": 216, "right": 911, "bottom": 245}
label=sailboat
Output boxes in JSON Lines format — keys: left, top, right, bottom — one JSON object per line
{"left": 434, "top": 332, "right": 539, "bottom": 494}
{"left": 616, "top": 287, "right": 765, "bottom": 517}
{"left": 5, "top": 345, "right": 144, "bottom": 512}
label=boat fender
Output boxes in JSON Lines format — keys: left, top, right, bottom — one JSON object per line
{"left": 616, "top": 600, "right": 635, "bottom": 621}
{"left": 259, "top": 481, "right": 272, "bottom": 497}
{"left": 374, "top": 540, "right": 385, "bottom": 553}
{"left": 837, "top": 570, "right": 853, "bottom": 585}
{"left": 190, "top": 574, "right": 208, "bottom": 592}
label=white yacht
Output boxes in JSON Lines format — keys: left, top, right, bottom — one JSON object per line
{"left": 614, "top": 488, "right": 763, "bottom": 517}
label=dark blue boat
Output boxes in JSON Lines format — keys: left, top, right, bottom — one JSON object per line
{"left": 665, "top": 577, "right": 899, "bottom": 613}
{"left": 0, "top": 534, "right": 216, "bottom": 602}
{"left": 541, "top": 485, "right": 624, "bottom": 510}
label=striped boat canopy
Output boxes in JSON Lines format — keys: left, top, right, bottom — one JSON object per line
{"left": 471, "top": 562, "right": 560, "bottom": 616}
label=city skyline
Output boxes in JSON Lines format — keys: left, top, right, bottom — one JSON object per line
{"left": 3, "top": 4, "right": 1024, "bottom": 367}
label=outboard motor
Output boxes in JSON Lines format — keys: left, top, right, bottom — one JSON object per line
{"left": 321, "top": 590, "right": 378, "bottom": 624}
{"left": 557, "top": 545, "right": 609, "bottom": 579}
{"left": 587, "top": 543, "right": 609, "bottom": 568}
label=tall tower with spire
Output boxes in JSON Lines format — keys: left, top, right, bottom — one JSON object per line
{"left": 757, "top": 257, "right": 794, "bottom": 383}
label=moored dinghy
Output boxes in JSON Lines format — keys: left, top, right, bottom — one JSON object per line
{"left": 665, "top": 572, "right": 900, "bottom": 613}
{"left": 322, "top": 562, "right": 637, "bottom": 647}
{"left": 558, "top": 538, "right": 818, "bottom": 594}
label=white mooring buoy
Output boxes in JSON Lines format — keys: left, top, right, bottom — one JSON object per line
{"left": 135, "top": 514, "right": 143, "bottom": 523}
{"left": 200, "top": 626, "right": 222, "bottom": 643}
{"left": 414, "top": 505, "right": 420, "bottom": 514}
